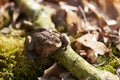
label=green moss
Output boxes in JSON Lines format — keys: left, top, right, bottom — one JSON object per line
{"left": 0, "top": 35, "right": 24, "bottom": 79}
{"left": 57, "top": 23, "right": 67, "bottom": 33}
{"left": 98, "top": 65, "right": 116, "bottom": 74}
{"left": 109, "top": 58, "right": 120, "bottom": 68}
{"left": 0, "top": 35, "right": 43, "bottom": 80}
{"left": 97, "top": 54, "right": 120, "bottom": 74}
{"left": 111, "top": 43, "right": 119, "bottom": 55}
{"left": 13, "top": 57, "right": 43, "bottom": 80}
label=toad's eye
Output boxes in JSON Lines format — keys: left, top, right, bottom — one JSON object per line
{"left": 54, "top": 38, "right": 60, "bottom": 43}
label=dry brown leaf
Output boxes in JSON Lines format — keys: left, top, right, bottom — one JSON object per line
{"left": 75, "top": 36, "right": 97, "bottom": 63}
{"left": 82, "top": 0, "right": 102, "bottom": 19}
{"left": 59, "top": 2, "right": 84, "bottom": 35}
{"left": 42, "top": 63, "right": 66, "bottom": 79}
{"left": 113, "top": 0, "right": 120, "bottom": 16}
{"left": 76, "top": 33, "right": 107, "bottom": 56}
{"left": 98, "top": 17, "right": 107, "bottom": 29}
{"left": 86, "top": 49, "right": 97, "bottom": 63}
{"left": 65, "top": 0, "right": 82, "bottom": 7}
{"left": 52, "top": 9, "right": 66, "bottom": 28}
{"left": 106, "top": 0, "right": 119, "bottom": 19}
{"left": 99, "top": 0, "right": 118, "bottom": 19}
{"left": 0, "top": 0, "right": 8, "bottom": 8}
{"left": 98, "top": 0, "right": 120, "bottom": 19}
{"left": 66, "top": 11, "right": 83, "bottom": 35}
{"left": 44, "top": 0, "right": 67, "bottom": 4}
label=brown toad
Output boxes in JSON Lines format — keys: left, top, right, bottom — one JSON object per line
{"left": 24, "top": 27, "right": 70, "bottom": 65}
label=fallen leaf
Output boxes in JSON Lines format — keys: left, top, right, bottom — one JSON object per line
{"left": 100, "top": 0, "right": 118, "bottom": 19}
{"left": 0, "top": 0, "right": 8, "bottom": 8}
{"left": 66, "top": 11, "right": 83, "bottom": 35}
{"left": 75, "top": 38, "right": 98, "bottom": 63}
{"left": 82, "top": 0, "right": 102, "bottom": 19}
{"left": 113, "top": 0, "right": 120, "bottom": 17}
{"left": 98, "top": 17, "right": 107, "bottom": 29}
{"left": 44, "top": 0, "right": 67, "bottom": 4}
{"left": 42, "top": 63, "right": 66, "bottom": 79}
{"left": 59, "top": 2, "right": 84, "bottom": 35}
{"left": 76, "top": 33, "right": 107, "bottom": 56}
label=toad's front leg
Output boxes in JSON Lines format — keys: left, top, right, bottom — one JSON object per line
{"left": 60, "top": 33, "right": 70, "bottom": 49}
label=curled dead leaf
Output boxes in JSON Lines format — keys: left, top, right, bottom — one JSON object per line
{"left": 75, "top": 40, "right": 98, "bottom": 63}
{"left": 76, "top": 33, "right": 107, "bottom": 56}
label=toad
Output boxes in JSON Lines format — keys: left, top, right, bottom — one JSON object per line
{"left": 24, "top": 27, "right": 70, "bottom": 66}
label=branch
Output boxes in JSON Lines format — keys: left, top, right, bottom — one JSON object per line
{"left": 53, "top": 46, "right": 119, "bottom": 80}
{"left": 15, "top": 0, "right": 56, "bottom": 30}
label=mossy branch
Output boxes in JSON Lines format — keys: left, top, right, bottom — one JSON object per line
{"left": 53, "top": 46, "right": 119, "bottom": 80}
{"left": 15, "top": 0, "right": 56, "bottom": 30}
